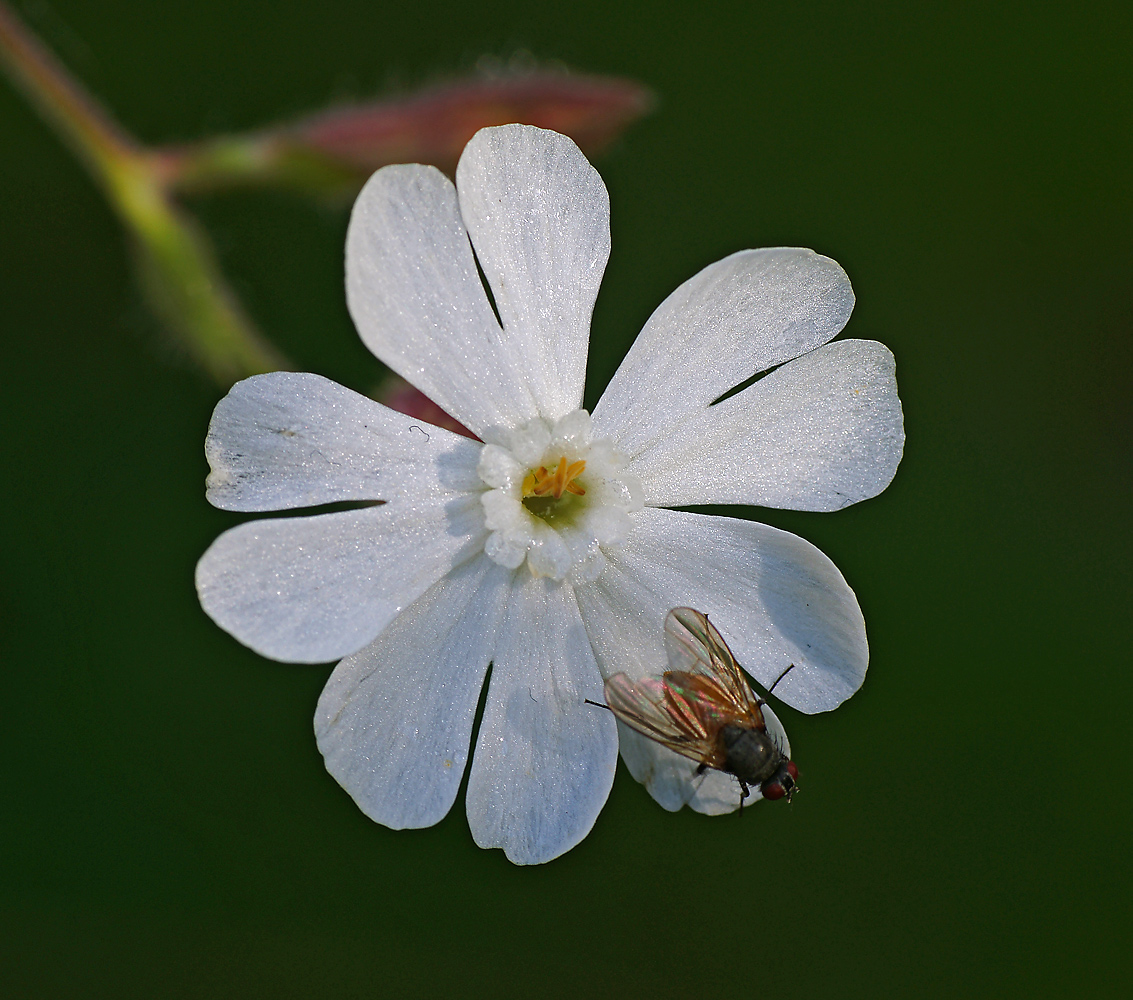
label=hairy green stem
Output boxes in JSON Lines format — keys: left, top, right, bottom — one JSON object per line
{"left": 0, "top": 2, "right": 290, "bottom": 384}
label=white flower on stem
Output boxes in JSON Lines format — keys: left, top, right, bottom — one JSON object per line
{"left": 196, "top": 124, "right": 904, "bottom": 865}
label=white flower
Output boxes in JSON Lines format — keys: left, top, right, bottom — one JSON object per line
{"left": 196, "top": 124, "right": 904, "bottom": 865}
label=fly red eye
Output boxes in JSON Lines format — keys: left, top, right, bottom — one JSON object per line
{"left": 787, "top": 761, "right": 799, "bottom": 780}
{"left": 762, "top": 782, "right": 785, "bottom": 800}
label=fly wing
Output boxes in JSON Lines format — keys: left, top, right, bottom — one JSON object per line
{"left": 603, "top": 672, "right": 725, "bottom": 768}
{"left": 659, "top": 669, "right": 759, "bottom": 735}
{"left": 664, "top": 608, "right": 764, "bottom": 720}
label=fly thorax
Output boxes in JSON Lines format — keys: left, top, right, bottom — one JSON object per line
{"left": 477, "top": 409, "right": 643, "bottom": 584}
{"left": 720, "top": 723, "right": 782, "bottom": 785}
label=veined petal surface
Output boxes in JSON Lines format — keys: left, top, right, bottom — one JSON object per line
{"left": 466, "top": 574, "right": 617, "bottom": 865}
{"left": 346, "top": 163, "right": 540, "bottom": 439}
{"left": 315, "top": 556, "right": 510, "bottom": 830}
{"left": 575, "top": 507, "right": 867, "bottom": 714}
{"left": 632, "top": 340, "right": 904, "bottom": 510}
{"left": 205, "top": 372, "right": 483, "bottom": 512}
{"left": 456, "top": 124, "right": 609, "bottom": 422}
{"left": 196, "top": 497, "right": 487, "bottom": 664}
{"left": 592, "top": 248, "right": 854, "bottom": 459}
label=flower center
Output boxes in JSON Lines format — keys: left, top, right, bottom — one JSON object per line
{"left": 476, "top": 410, "right": 642, "bottom": 583}
{"left": 521, "top": 456, "right": 588, "bottom": 524}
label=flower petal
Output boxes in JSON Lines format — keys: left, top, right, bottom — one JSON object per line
{"left": 346, "top": 163, "right": 541, "bottom": 438}
{"left": 205, "top": 372, "right": 483, "bottom": 512}
{"left": 686, "top": 761, "right": 754, "bottom": 815}
{"left": 612, "top": 724, "right": 697, "bottom": 811}
{"left": 465, "top": 574, "right": 618, "bottom": 864}
{"left": 456, "top": 124, "right": 610, "bottom": 422}
{"left": 576, "top": 507, "right": 867, "bottom": 712}
{"left": 629, "top": 339, "right": 905, "bottom": 510}
{"left": 761, "top": 700, "right": 792, "bottom": 759}
{"left": 314, "top": 556, "right": 510, "bottom": 829}
{"left": 592, "top": 248, "right": 854, "bottom": 459}
{"left": 196, "top": 497, "right": 487, "bottom": 663}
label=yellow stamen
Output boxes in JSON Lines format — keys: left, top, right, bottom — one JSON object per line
{"left": 521, "top": 456, "right": 586, "bottom": 500}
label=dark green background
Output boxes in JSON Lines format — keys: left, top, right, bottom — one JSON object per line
{"left": 2, "top": 1, "right": 1129, "bottom": 996}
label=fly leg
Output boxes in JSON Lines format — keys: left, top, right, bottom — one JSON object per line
{"left": 765, "top": 663, "right": 796, "bottom": 696}
{"left": 687, "top": 761, "right": 711, "bottom": 803}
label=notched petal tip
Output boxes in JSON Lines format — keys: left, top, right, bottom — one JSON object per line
{"left": 203, "top": 464, "right": 236, "bottom": 503}
{"left": 455, "top": 125, "right": 608, "bottom": 423}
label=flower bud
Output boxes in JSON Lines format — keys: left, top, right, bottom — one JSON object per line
{"left": 157, "top": 67, "right": 653, "bottom": 197}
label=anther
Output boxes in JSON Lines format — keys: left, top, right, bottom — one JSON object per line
{"left": 522, "top": 456, "right": 586, "bottom": 500}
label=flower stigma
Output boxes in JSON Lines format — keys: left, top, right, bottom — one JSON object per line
{"left": 477, "top": 409, "right": 643, "bottom": 583}
{"left": 521, "top": 456, "right": 588, "bottom": 524}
